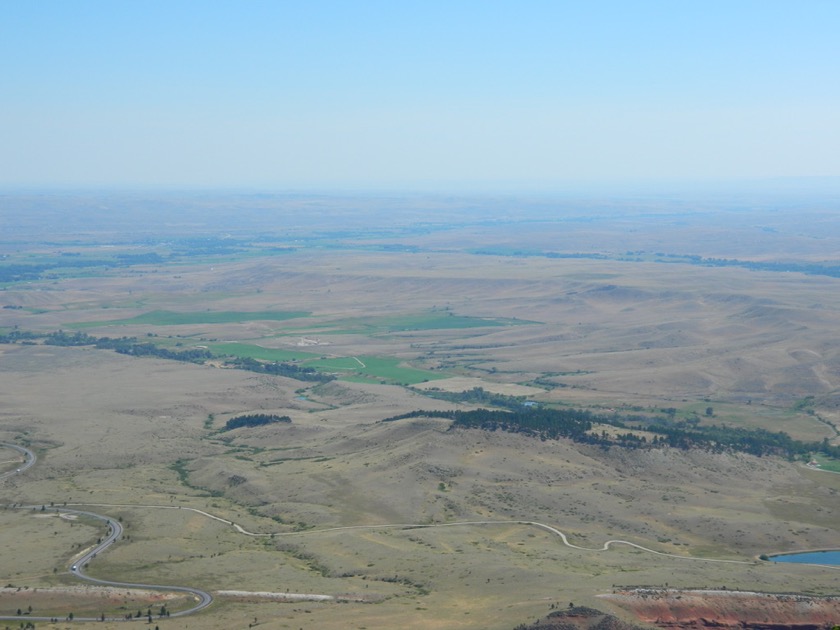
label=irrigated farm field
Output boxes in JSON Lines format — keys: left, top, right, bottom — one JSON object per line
{"left": 1, "top": 194, "right": 839, "bottom": 629}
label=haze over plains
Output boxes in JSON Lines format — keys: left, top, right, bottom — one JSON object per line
{"left": 2, "top": 1, "right": 839, "bottom": 192}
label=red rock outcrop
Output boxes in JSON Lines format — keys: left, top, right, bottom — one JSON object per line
{"left": 600, "top": 589, "right": 840, "bottom": 630}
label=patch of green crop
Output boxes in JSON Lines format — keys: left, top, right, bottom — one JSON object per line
{"left": 74, "top": 309, "right": 310, "bottom": 328}
{"left": 311, "top": 311, "right": 538, "bottom": 335}
{"left": 208, "top": 346, "right": 445, "bottom": 384}
{"left": 812, "top": 454, "right": 840, "bottom": 473}
{"left": 305, "top": 356, "right": 368, "bottom": 371}
{"left": 374, "top": 313, "right": 528, "bottom": 331}
{"left": 337, "top": 355, "right": 445, "bottom": 385}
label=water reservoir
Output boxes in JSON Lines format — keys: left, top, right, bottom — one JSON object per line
{"left": 769, "top": 550, "right": 840, "bottom": 566}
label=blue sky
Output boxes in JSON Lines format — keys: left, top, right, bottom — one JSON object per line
{"left": 2, "top": 1, "right": 838, "bottom": 191}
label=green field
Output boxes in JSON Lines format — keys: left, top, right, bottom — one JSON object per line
{"left": 310, "top": 355, "right": 446, "bottom": 385}
{"left": 812, "top": 454, "right": 840, "bottom": 473}
{"left": 206, "top": 343, "right": 444, "bottom": 385}
{"left": 75, "top": 309, "right": 310, "bottom": 327}
{"left": 59, "top": 309, "right": 525, "bottom": 387}
{"left": 304, "top": 312, "right": 536, "bottom": 335}
{"left": 69, "top": 310, "right": 523, "bottom": 336}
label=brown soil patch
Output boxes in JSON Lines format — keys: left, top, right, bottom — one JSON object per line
{"left": 0, "top": 585, "right": 188, "bottom": 618}
{"left": 600, "top": 588, "right": 840, "bottom": 629}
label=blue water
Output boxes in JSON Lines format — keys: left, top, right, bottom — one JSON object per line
{"left": 770, "top": 550, "right": 840, "bottom": 566}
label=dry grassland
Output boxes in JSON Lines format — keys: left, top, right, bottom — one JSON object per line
{"left": 1, "top": 249, "right": 840, "bottom": 629}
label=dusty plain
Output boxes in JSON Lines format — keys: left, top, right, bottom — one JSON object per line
{"left": 1, "top": 192, "right": 839, "bottom": 629}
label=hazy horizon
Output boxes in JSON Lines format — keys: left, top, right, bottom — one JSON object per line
{"left": 2, "top": 1, "right": 839, "bottom": 191}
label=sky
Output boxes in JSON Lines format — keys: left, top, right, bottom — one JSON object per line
{"left": 1, "top": 1, "right": 839, "bottom": 191}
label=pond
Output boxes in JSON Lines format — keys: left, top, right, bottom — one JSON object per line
{"left": 769, "top": 550, "right": 840, "bottom": 566}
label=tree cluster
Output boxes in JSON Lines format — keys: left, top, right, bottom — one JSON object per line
{"left": 414, "top": 386, "right": 529, "bottom": 411}
{"left": 224, "top": 413, "right": 291, "bottom": 431}
{"left": 113, "top": 342, "right": 213, "bottom": 363}
{"left": 383, "top": 407, "right": 594, "bottom": 441}
{"left": 0, "top": 330, "right": 41, "bottom": 343}
{"left": 1, "top": 328, "right": 335, "bottom": 382}
{"left": 225, "top": 356, "right": 334, "bottom": 382}
{"left": 382, "top": 406, "right": 840, "bottom": 461}
{"left": 39, "top": 331, "right": 213, "bottom": 363}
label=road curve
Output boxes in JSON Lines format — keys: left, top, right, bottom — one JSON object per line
{"left": 0, "top": 441, "right": 35, "bottom": 479}
{"left": 0, "top": 443, "right": 213, "bottom": 622}
{"left": 61, "top": 502, "right": 757, "bottom": 566}
{"left": 60, "top": 506, "right": 213, "bottom": 617}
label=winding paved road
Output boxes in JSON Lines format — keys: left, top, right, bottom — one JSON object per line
{"left": 0, "top": 443, "right": 212, "bottom": 622}
{"left": 0, "top": 441, "right": 35, "bottom": 479}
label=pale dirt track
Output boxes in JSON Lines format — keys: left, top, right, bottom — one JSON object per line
{"left": 66, "top": 501, "right": 759, "bottom": 565}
